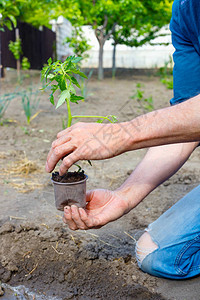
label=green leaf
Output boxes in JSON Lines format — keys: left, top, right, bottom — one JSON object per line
{"left": 72, "top": 70, "right": 88, "bottom": 79}
{"left": 71, "top": 76, "right": 80, "bottom": 88}
{"left": 47, "top": 74, "right": 54, "bottom": 80}
{"left": 70, "top": 94, "right": 84, "bottom": 103}
{"left": 56, "top": 75, "right": 66, "bottom": 91}
{"left": 44, "top": 66, "right": 51, "bottom": 82}
{"left": 50, "top": 93, "right": 54, "bottom": 105}
{"left": 110, "top": 115, "right": 117, "bottom": 123}
{"left": 8, "top": 15, "right": 17, "bottom": 28}
{"left": 69, "top": 85, "right": 76, "bottom": 94}
{"left": 4, "top": 19, "right": 12, "bottom": 30}
{"left": 48, "top": 57, "right": 52, "bottom": 65}
{"left": 56, "top": 90, "right": 70, "bottom": 109}
{"left": 51, "top": 84, "right": 58, "bottom": 93}
{"left": 71, "top": 57, "right": 82, "bottom": 63}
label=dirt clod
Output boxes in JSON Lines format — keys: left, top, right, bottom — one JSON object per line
{"left": 0, "top": 223, "right": 14, "bottom": 235}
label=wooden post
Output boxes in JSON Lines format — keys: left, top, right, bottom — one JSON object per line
{"left": 15, "top": 28, "right": 21, "bottom": 80}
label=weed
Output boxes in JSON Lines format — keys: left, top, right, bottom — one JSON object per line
{"left": 21, "top": 88, "right": 41, "bottom": 125}
{"left": 161, "top": 77, "right": 173, "bottom": 89}
{"left": 21, "top": 126, "right": 30, "bottom": 135}
{"left": 158, "top": 56, "right": 173, "bottom": 90}
{"left": 0, "top": 92, "right": 17, "bottom": 122}
{"left": 21, "top": 57, "right": 30, "bottom": 70}
{"left": 131, "top": 85, "right": 154, "bottom": 113}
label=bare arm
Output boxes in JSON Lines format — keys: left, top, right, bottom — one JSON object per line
{"left": 63, "top": 142, "right": 198, "bottom": 230}
{"left": 116, "top": 141, "right": 199, "bottom": 210}
{"left": 126, "top": 94, "right": 200, "bottom": 151}
{"left": 46, "top": 94, "right": 200, "bottom": 175}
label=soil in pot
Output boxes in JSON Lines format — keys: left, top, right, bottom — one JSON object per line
{"left": 52, "top": 170, "right": 85, "bottom": 183}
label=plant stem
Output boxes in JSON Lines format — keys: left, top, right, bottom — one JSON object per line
{"left": 66, "top": 98, "right": 72, "bottom": 127}
{"left": 72, "top": 115, "right": 113, "bottom": 123}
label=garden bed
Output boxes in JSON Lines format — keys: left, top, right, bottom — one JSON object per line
{"left": 0, "top": 70, "right": 200, "bottom": 299}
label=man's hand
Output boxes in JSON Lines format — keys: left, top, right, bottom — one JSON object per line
{"left": 46, "top": 122, "right": 132, "bottom": 175}
{"left": 46, "top": 94, "right": 200, "bottom": 175}
{"left": 62, "top": 189, "right": 130, "bottom": 230}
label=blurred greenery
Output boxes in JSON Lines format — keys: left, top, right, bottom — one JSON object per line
{"left": 1, "top": 0, "right": 174, "bottom": 81}
{"left": 159, "top": 56, "right": 173, "bottom": 90}
{"left": 64, "top": 27, "right": 91, "bottom": 61}
{"left": 131, "top": 84, "right": 154, "bottom": 113}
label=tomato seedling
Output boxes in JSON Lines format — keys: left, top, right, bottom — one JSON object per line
{"left": 41, "top": 55, "right": 117, "bottom": 171}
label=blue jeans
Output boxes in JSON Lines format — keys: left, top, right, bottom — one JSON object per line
{"left": 139, "top": 185, "right": 200, "bottom": 279}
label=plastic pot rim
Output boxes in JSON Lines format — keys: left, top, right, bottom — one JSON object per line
{"left": 51, "top": 174, "right": 88, "bottom": 186}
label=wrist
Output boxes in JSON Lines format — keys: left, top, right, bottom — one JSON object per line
{"left": 114, "top": 185, "right": 143, "bottom": 213}
{"left": 115, "top": 177, "right": 155, "bottom": 212}
{"left": 114, "top": 121, "right": 137, "bottom": 154}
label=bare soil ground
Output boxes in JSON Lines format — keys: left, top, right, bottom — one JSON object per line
{"left": 0, "top": 70, "right": 200, "bottom": 300}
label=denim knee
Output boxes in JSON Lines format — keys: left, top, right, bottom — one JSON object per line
{"left": 138, "top": 238, "right": 200, "bottom": 279}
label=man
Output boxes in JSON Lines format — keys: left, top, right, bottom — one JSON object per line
{"left": 46, "top": 0, "right": 200, "bottom": 279}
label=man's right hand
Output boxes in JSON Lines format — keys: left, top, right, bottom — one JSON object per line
{"left": 46, "top": 122, "right": 132, "bottom": 175}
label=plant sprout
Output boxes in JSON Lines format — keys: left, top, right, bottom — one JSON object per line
{"left": 41, "top": 55, "right": 117, "bottom": 127}
{"left": 0, "top": 93, "right": 16, "bottom": 123}
{"left": 21, "top": 88, "right": 41, "bottom": 125}
{"left": 41, "top": 55, "right": 117, "bottom": 172}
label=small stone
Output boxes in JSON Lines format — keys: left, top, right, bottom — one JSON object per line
{"left": 2, "top": 270, "right": 12, "bottom": 283}
{"left": 184, "top": 178, "right": 191, "bottom": 184}
{"left": 15, "top": 225, "right": 23, "bottom": 233}
{"left": 25, "top": 274, "right": 32, "bottom": 280}
{"left": 0, "top": 285, "right": 4, "bottom": 296}
{"left": 132, "top": 275, "right": 137, "bottom": 281}
{"left": 85, "top": 260, "right": 92, "bottom": 268}
{"left": 63, "top": 291, "right": 74, "bottom": 299}
{"left": 7, "top": 263, "right": 18, "bottom": 272}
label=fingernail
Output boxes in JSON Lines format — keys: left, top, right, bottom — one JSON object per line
{"left": 71, "top": 205, "right": 77, "bottom": 213}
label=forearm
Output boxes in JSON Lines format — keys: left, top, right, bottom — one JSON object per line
{"left": 122, "top": 94, "right": 200, "bottom": 152}
{"left": 117, "top": 142, "right": 198, "bottom": 211}
{"left": 46, "top": 94, "right": 200, "bottom": 174}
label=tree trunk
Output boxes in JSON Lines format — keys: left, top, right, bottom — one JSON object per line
{"left": 95, "top": 16, "right": 116, "bottom": 80}
{"left": 15, "top": 28, "right": 21, "bottom": 81}
{"left": 98, "top": 41, "right": 104, "bottom": 80}
{"left": 17, "top": 59, "right": 20, "bottom": 80}
{"left": 112, "top": 43, "right": 117, "bottom": 79}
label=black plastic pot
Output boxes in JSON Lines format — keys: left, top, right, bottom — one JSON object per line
{"left": 51, "top": 175, "right": 88, "bottom": 211}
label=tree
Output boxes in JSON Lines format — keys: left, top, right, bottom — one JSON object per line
{"left": 0, "top": 0, "right": 23, "bottom": 31}
{"left": 0, "top": 0, "right": 80, "bottom": 30}
{"left": 74, "top": 0, "right": 173, "bottom": 80}
{"left": 64, "top": 27, "right": 91, "bottom": 61}
{"left": 77, "top": 0, "right": 124, "bottom": 80}
{"left": 111, "top": 0, "right": 173, "bottom": 77}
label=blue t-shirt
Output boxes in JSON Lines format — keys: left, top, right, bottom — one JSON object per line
{"left": 170, "top": 0, "right": 200, "bottom": 105}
